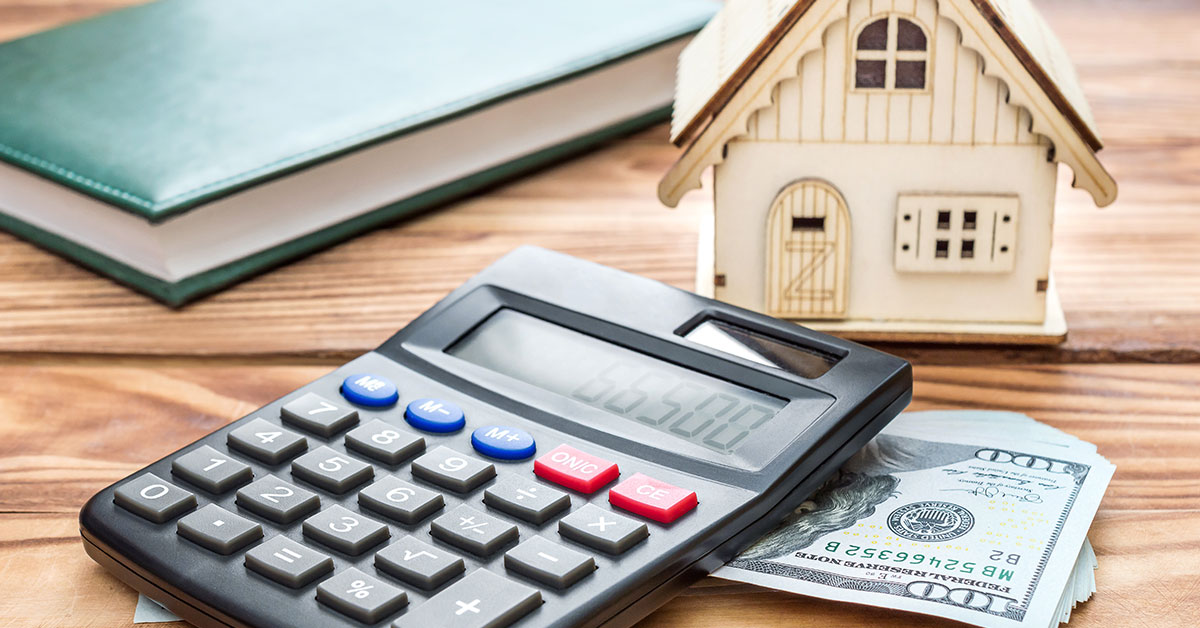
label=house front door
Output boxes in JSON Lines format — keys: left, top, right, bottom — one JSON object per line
{"left": 765, "top": 179, "right": 850, "bottom": 319}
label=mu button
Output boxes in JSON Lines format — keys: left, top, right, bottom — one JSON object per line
{"left": 533, "top": 444, "right": 618, "bottom": 494}
{"left": 608, "top": 473, "right": 697, "bottom": 523}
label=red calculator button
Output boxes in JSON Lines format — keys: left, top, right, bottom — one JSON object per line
{"left": 608, "top": 473, "right": 697, "bottom": 523}
{"left": 533, "top": 444, "right": 619, "bottom": 494}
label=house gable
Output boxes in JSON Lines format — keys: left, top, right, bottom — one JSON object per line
{"left": 658, "top": 0, "right": 1116, "bottom": 208}
{"left": 743, "top": 0, "right": 1049, "bottom": 149}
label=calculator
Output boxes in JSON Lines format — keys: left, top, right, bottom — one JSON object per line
{"left": 80, "top": 246, "right": 912, "bottom": 628}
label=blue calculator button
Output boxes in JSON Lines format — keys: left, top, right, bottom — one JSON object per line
{"left": 341, "top": 374, "right": 399, "bottom": 407}
{"left": 405, "top": 399, "right": 465, "bottom": 433}
{"left": 471, "top": 425, "right": 536, "bottom": 460}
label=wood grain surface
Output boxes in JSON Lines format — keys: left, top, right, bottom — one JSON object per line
{"left": 1, "top": 1, "right": 1198, "bottom": 627}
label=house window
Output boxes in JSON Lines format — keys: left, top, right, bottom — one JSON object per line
{"left": 854, "top": 16, "right": 929, "bottom": 90}
{"left": 894, "top": 194, "right": 1019, "bottom": 273}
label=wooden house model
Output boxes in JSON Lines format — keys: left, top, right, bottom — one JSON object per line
{"left": 658, "top": 0, "right": 1116, "bottom": 343}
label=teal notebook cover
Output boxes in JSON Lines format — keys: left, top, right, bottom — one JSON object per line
{"left": 0, "top": 0, "right": 716, "bottom": 305}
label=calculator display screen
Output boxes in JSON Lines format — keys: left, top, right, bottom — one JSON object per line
{"left": 448, "top": 309, "right": 786, "bottom": 454}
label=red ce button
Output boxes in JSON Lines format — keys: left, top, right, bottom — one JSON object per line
{"left": 609, "top": 473, "right": 697, "bottom": 523}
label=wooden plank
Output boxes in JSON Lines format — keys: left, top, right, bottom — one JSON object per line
{"left": 0, "top": 0, "right": 1197, "bottom": 365}
{"left": 1, "top": 362, "right": 1199, "bottom": 625}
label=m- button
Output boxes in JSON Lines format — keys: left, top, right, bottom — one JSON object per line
{"left": 533, "top": 444, "right": 619, "bottom": 494}
{"left": 608, "top": 473, "right": 697, "bottom": 523}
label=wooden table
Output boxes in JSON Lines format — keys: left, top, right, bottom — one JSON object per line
{"left": 2, "top": 1, "right": 1198, "bottom": 626}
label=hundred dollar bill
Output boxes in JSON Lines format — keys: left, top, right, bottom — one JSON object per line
{"left": 716, "top": 411, "right": 1114, "bottom": 628}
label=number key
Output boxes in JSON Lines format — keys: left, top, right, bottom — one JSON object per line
{"left": 228, "top": 418, "right": 307, "bottom": 464}
{"left": 235, "top": 474, "right": 320, "bottom": 523}
{"left": 358, "top": 475, "right": 443, "bottom": 524}
{"left": 291, "top": 446, "right": 374, "bottom": 494}
{"left": 411, "top": 446, "right": 495, "bottom": 493}
{"left": 281, "top": 392, "right": 358, "bottom": 437}
{"left": 345, "top": 419, "right": 424, "bottom": 464}
{"left": 113, "top": 473, "right": 196, "bottom": 523}
{"left": 171, "top": 445, "right": 252, "bottom": 493}
{"left": 302, "top": 504, "right": 389, "bottom": 555}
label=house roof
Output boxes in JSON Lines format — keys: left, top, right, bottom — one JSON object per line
{"left": 669, "top": 0, "right": 1103, "bottom": 153}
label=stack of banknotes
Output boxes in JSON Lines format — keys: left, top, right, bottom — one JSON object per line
{"left": 717, "top": 410, "right": 1115, "bottom": 627}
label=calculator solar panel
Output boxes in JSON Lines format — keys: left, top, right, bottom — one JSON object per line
{"left": 80, "top": 247, "right": 912, "bottom": 628}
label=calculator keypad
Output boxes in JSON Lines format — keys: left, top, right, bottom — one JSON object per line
{"left": 177, "top": 504, "right": 263, "bottom": 555}
{"left": 245, "top": 535, "right": 333, "bottom": 588}
{"left": 375, "top": 535, "right": 465, "bottom": 590}
{"left": 558, "top": 503, "right": 649, "bottom": 555}
{"left": 317, "top": 567, "right": 408, "bottom": 623}
{"left": 483, "top": 475, "right": 570, "bottom": 524}
{"left": 411, "top": 446, "right": 496, "bottom": 493}
{"left": 358, "top": 476, "right": 444, "bottom": 524}
{"left": 303, "top": 504, "right": 390, "bottom": 556}
{"left": 114, "top": 473, "right": 196, "bottom": 523}
{"left": 504, "top": 535, "right": 595, "bottom": 589}
{"left": 292, "top": 446, "right": 374, "bottom": 494}
{"left": 95, "top": 358, "right": 731, "bottom": 628}
{"left": 344, "top": 419, "right": 425, "bottom": 465}
{"left": 228, "top": 418, "right": 308, "bottom": 464}
{"left": 172, "top": 445, "right": 253, "bottom": 494}
{"left": 282, "top": 392, "right": 359, "bottom": 437}
{"left": 392, "top": 568, "right": 541, "bottom": 628}
{"left": 236, "top": 475, "right": 320, "bottom": 524}
{"left": 430, "top": 504, "right": 519, "bottom": 557}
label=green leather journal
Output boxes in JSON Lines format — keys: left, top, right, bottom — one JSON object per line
{"left": 0, "top": 0, "right": 716, "bottom": 305}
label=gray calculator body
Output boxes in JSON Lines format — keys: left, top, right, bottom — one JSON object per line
{"left": 81, "top": 246, "right": 912, "bottom": 628}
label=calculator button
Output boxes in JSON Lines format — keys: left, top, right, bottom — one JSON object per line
{"left": 177, "top": 504, "right": 263, "bottom": 555}
{"left": 303, "top": 504, "right": 390, "bottom": 556}
{"left": 245, "top": 535, "right": 333, "bottom": 589}
{"left": 504, "top": 535, "right": 595, "bottom": 589}
{"left": 359, "top": 476, "right": 444, "bottom": 524}
{"left": 483, "top": 476, "right": 569, "bottom": 524}
{"left": 171, "top": 445, "right": 253, "bottom": 493}
{"left": 291, "top": 445, "right": 374, "bottom": 494}
{"left": 411, "top": 446, "right": 495, "bottom": 493}
{"left": 236, "top": 474, "right": 320, "bottom": 524}
{"left": 392, "top": 568, "right": 541, "bottom": 628}
{"left": 533, "top": 444, "right": 619, "bottom": 494}
{"left": 558, "top": 504, "right": 648, "bottom": 555}
{"left": 430, "top": 504, "right": 519, "bottom": 557}
{"left": 281, "top": 392, "right": 359, "bottom": 437}
{"left": 228, "top": 418, "right": 308, "bottom": 464}
{"left": 404, "top": 398, "right": 465, "bottom": 433}
{"left": 114, "top": 474, "right": 196, "bottom": 523}
{"left": 341, "top": 373, "right": 400, "bottom": 407}
{"left": 317, "top": 567, "right": 408, "bottom": 624}
{"left": 608, "top": 472, "right": 698, "bottom": 523}
{"left": 345, "top": 419, "right": 425, "bottom": 464}
{"left": 375, "top": 535, "right": 465, "bottom": 590}
{"left": 470, "top": 425, "right": 536, "bottom": 460}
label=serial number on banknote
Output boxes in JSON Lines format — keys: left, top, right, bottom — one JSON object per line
{"left": 818, "top": 542, "right": 1022, "bottom": 582}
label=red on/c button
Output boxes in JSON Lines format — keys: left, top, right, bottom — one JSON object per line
{"left": 533, "top": 444, "right": 619, "bottom": 494}
{"left": 609, "top": 473, "right": 697, "bottom": 523}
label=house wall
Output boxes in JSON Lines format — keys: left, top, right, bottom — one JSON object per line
{"left": 713, "top": 140, "right": 1057, "bottom": 323}
{"left": 712, "top": 0, "right": 1061, "bottom": 324}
